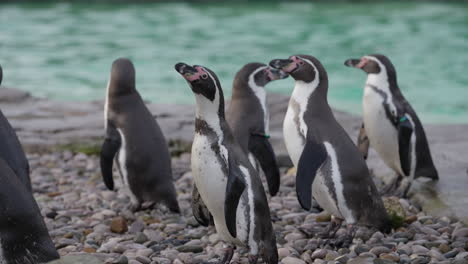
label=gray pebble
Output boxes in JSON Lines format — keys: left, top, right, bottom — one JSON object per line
{"left": 369, "top": 246, "right": 391, "bottom": 256}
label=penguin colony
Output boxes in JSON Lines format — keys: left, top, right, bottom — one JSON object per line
{"left": 0, "top": 53, "right": 438, "bottom": 264}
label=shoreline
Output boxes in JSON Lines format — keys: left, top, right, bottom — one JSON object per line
{"left": 1, "top": 86, "right": 468, "bottom": 225}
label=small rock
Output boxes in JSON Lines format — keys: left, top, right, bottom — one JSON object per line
{"left": 438, "top": 243, "right": 450, "bottom": 253}
{"left": 134, "top": 232, "right": 148, "bottom": 244}
{"left": 455, "top": 251, "right": 468, "bottom": 260}
{"left": 176, "top": 244, "right": 204, "bottom": 253}
{"left": 316, "top": 212, "right": 331, "bottom": 222}
{"left": 110, "top": 217, "right": 128, "bottom": 234}
{"left": 278, "top": 248, "right": 290, "bottom": 259}
{"left": 354, "top": 244, "right": 371, "bottom": 255}
{"left": 311, "top": 249, "right": 328, "bottom": 259}
{"left": 83, "top": 247, "right": 96, "bottom": 253}
{"left": 453, "top": 228, "right": 468, "bottom": 239}
{"left": 324, "top": 251, "right": 338, "bottom": 261}
{"left": 135, "top": 256, "right": 150, "bottom": 264}
{"left": 405, "top": 215, "right": 418, "bottom": 224}
{"left": 410, "top": 256, "right": 430, "bottom": 264}
{"left": 444, "top": 248, "right": 461, "bottom": 258}
{"left": 282, "top": 256, "right": 306, "bottom": 264}
{"left": 348, "top": 256, "right": 374, "bottom": 264}
{"left": 335, "top": 255, "right": 349, "bottom": 263}
{"left": 380, "top": 252, "right": 400, "bottom": 262}
{"left": 112, "top": 256, "right": 128, "bottom": 264}
{"left": 129, "top": 220, "right": 145, "bottom": 233}
{"left": 370, "top": 246, "right": 391, "bottom": 256}
{"left": 411, "top": 245, "right": 429, "bottom": 254}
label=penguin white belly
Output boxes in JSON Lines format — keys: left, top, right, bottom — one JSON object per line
{"left": 283, "top": 107, "right": 304, "bottom": 167}
{"left": 191, "top": 134, "right": 248, "bottom": 246}
{"left": 363, "top": 91, "right": 404, "bottom": 176}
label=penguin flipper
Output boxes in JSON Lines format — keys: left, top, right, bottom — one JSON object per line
{"left": 357, "top": 123, "right": 370, "bottom": 160}
{"left": 100, "top": 123, "right": 121, "bottom": 191}
{"left": 225, "top": 156, "right": 247, "bottom": 238}
{"left": 296, "top": 140, "right": 328, "bottom": 211}
{"left": 398, "top": 115, "right": 413, "bottom": 176}
{"left": 191, "top": 184, "right": 213, "bottom": 227}
{"left": 248, "top": 134, "right": 280, "bottom": 196}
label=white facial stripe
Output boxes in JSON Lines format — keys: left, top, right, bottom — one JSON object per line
{"left": 248, "top": 66, "right": 269, "bottom": 134}
{"left": 238, "top": 165, "right": 258, "bottom": 255}
{"left": 194, "top": 68, "right": 229, "bottom": 164}
{"left": 290, "top": 57, "right": 320, "bottom": 138}
{"left": 323, "top": 142, "right": 356, "bottom": 224}
{"left": 364, "top": 56, "right": 397, "bottom": 115}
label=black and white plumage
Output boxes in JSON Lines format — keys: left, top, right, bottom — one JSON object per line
{"left": 0, "top": 65, "right": 31, "bottom": 191}
{"left": 345, "top": 54, "right": 438, "bottom": 197}
{"left": 0, "top": 157, "right": 59, "bottom": 264}
{"left": 175, "top": 62, "right": 278, "bottom": 264}
{"left": 100, "top": 58, "right": 179, "bottom": 212}
{"left": 227, "top": 62, "right": 288, "bottom": 196}
{"left": 270, "top": 55, "right": 391, "bottom": 235}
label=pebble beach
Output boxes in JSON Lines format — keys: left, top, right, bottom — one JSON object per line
{"left": 31, "top": 150, "right": 468, "bottom": 264}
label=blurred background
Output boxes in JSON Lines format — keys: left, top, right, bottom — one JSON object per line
{"left": 0, "top": 1, "right": 467, "bottom": 123}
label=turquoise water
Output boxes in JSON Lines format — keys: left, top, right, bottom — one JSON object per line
{"left": 0, "top": 2, "right": 467, "bottom": 123}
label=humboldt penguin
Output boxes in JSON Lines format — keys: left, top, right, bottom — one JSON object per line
{"left": 175, "top": 62, "right": 278, "bottom": 264}
{"left": 101, "top": 58, "right": 180, "bottom": 212}
{"left": 345, "top": 54, "right": 438, "bottom": 197}
{"left": 0, "top": 64, "right": 31, "bottom": 191}
{"left": 226, "top": 62, "right": 288, "bottom": 196}
{"left": 270, "top": 55, "right": 391, "bottom": 244}
{"left": 0, "top": 157, "right": 59, "bottom": 263}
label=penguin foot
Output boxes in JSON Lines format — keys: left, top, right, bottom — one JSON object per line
{"left": 331, "top": 225, "right": 356, "bottom": 248}
{"left": 248, "top": 255, "right": 258, "bottom": 264}
{"left": 381, "top": 174, "right": 403, "bottom": 197}
{"left": 129, "top": 202, "right": 142, "bottom": 212}
{"left": 318, "top": 218, "right": 342, "bottom": 239}
{"left": 218, "top": 247, "right": 235, "bottom": 264}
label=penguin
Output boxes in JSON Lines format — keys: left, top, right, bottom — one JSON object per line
{"left": 0, "top": 157, "right": 60, "bottom": 263}
{"left": 344, "top": 54, "right": 438, "bottom": 197}
{"left": 175, "top": 62, "right": 278, "bottom": 264}
{"left": 0, "top": 64, "right": 32, "bottom": 191}
{"left": 226, "top": 62, "right": 288, "bottom": 196}
{"left": 269, "top": 55, "right": 391, "bottom": 242}
{"left": 100, "top": 58, "right": 180, "bottom": 213}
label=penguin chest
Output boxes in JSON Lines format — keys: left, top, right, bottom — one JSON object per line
{"left": 191, "top": 135, "right": 249, "bottom": 245}
{"left": 363, "top": 90, "right": 403, "bottom": 175}
{"left": 283, "top": 104, "right": 306, "bottom": 167}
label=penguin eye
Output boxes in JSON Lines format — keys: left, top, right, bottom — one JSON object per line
{"left": 201, "top": 73, "right": 208, "bottom": 79}
{"left": 298, "top": 60, "right": 305, "bottom": 66}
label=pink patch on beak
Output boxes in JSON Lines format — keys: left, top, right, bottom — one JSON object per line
{"left": 356, "top": 58, "right": 368, "bottom": 69}
{"left": 183, "top": 67, "right": 205, "bottom": 82}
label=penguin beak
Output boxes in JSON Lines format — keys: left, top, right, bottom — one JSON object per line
{"left": 175, "top": 62, "right": 200, "bottom": 82}
{"left": 269, "top": 58, "right": 297, "bottom": 73}
{"left": 344, "top": 58, "right": 366, "bottom": 69}
{"left": 267, "top": 67, "right": 289, "bottom": 81}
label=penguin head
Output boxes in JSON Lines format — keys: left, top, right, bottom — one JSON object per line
{"left": 174, "top": 62, "right": 222, "bottom": 102}
{"left": 234, "top": 62, "right": 288, "bottom": 90}
{"left": 108, "top": 58, "right": 136, "bottom": 96}
{"left": 269, "top": 55, "right": 327, "bottom": 84}
{"left": 344, "top": 54, "right": 396, "bottom": 75}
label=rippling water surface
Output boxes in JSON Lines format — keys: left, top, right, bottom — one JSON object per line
{"left": 0, "top": 2, "right": 467, "bottom": 123}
